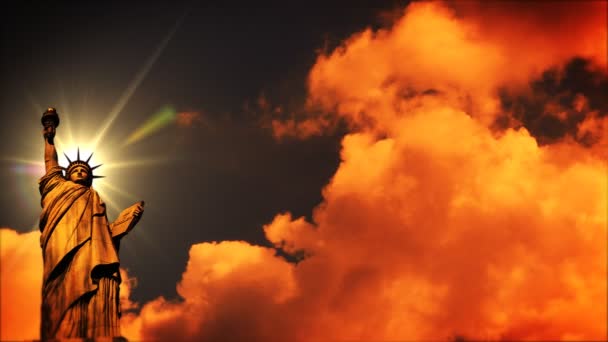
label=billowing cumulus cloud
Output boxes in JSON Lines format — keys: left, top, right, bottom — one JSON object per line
{"left": 124, "top": 1, "right": 607, "bottom": 341}
{"left": 123, "top": 241, "right": 300, "bottom": 341}
{"left": 128, "top": 115, "right": 606, "bottom": 340}
{"left": 303, "top": 0, "right": 606, "bottom": 134}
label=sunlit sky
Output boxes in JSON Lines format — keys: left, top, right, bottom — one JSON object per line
{"left": 0, "top": 2, "right": 398, "bottom": 304}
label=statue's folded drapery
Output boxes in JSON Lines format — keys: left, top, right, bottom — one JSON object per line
{"left": 39, "top": 165, "right": 122, "bottom": 339}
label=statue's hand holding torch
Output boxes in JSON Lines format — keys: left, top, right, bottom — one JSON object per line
{"left": 41, "top": 107, "right": 60, "bottom": 144}
{"left": 43, "top": 124, "right": 55, "bottom": 142}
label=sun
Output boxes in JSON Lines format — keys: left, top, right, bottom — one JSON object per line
{"left": 8, "top": 106, "right": 172, "bottom": 223}
{"left": 2, "top": 14, "right": 188, "bottom": 227}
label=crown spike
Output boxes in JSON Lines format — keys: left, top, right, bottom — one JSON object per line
{"left": 86, "top": 152, "right": 93, "bottom": 164}
{"left": 64, "top": 152, "right": 72, "bottom": 163}
{"left": 77, "top": 147, "right": 80, "bottom": 161}
{"left": 91, "top": 164, "right": 102, "bottom": 171}
{"left": 92, "top": 175, "right": 105, "bottom": 179}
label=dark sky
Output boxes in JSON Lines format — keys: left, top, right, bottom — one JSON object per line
{"left": 0, "top": 1, "right": 407, "bottom": 304}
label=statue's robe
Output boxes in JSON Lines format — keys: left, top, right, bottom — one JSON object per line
{"left": 39, "top": 166, "right": 122, "bottom": 339}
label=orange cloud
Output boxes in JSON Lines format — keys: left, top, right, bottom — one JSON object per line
{"left": 127, "top": 112, "right": 606, "bottom": 339}
{"left": 254, "top": 92, "right": 334, "bottom": 141}
{"left": 176, "top": 111, "right": 204, "bottom": 128}
{"left": 123, "top": 241, "right": 299, "bottom": 341}
{"left": 449, "top": 0, "right": 607, "bottom": 69}
{"left": 270, "top": 116, "right": 332, "bottom": 140}
{"left": 0, "top": 228, "right": 41, "bottom": 341}
{"left": 126, "top": 1, "right": 606, "bottom": 340}
{"left": 268, "top": 0, "right": 606, "bottom": 138}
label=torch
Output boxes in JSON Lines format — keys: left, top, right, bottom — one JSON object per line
{"left": 41, "top": 107, "right": 60, "bottom": 143}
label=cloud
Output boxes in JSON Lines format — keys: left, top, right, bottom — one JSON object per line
{"left": 0, "top": 228, "right": 41, "bottom": 341}
{"left": 496, "top": 57, "right": 608, "bottom": 151}
{"left": 127, "top": 113, "right": 607, "bottom": 339}
{"left": 176, "top": 111, "right": 205, "bottom": 128}
{"left": 273, "top": 0, "right": 606, "bottom": 139}
{"left": 123, "top": 241, "right": 299, "bottom": 341}
{"left": 448, "top": 0, "right": 607, "bottom": 69}
{"left": 252, "top": 92, "right": 337, "bottom": 141}
{"left": 125, "top": 1, "right": 606, "bottom": 340}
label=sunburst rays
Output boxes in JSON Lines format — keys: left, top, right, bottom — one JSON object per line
{"left": 25, "top": 88, "right": 44, "bottom": 115}
{"left": 123, "top": 106, "right": 177, "bottom": 147}
{"left": 9, "top": 11, "right": 190, "bottom": 258}
{"left": 102, "top": 157, "right": 174, "bottom": 171}
{"left": 96, "top": 181, "right": 139, "bottom": 203}
{"left": 56, "top": 77, "right": 76, "bottom": 146}
{"left": 90, "top": 14, "right": 186, "bottom": 151}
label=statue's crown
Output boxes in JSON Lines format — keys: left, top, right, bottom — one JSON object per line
{"left": 64, "top": 148, "right": 104, "bottom": 185}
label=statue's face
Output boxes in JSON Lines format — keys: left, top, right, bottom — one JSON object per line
{"left": 69, "top": 166, "right": 89, "bottom": 185}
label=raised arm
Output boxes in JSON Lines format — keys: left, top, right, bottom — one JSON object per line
{"left": 42, "top": 108, "right": 60, "bottom": 173}
{"left": 43, "top": 125, "right": 59, "bottom": 172}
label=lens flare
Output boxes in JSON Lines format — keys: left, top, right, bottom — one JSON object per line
{"left": 3, "top": 159, "right": 45, "bottom": 230}
{"left": 11, "top": 163, "right": 45, "bottom": 177}
{"left": 122, "top": 106, "right": 177, "bottom": 147}
{"left": 55, "top": 80, "right": 77, "bottom": 146}
{"left": 1, "top": 157, "right": 44, "bottom": 168}
{"left": 90, "top": 13, "right": 185, "bottom": 151}
{"left": 25, "top": 89, "right": 44, "bottom": 116}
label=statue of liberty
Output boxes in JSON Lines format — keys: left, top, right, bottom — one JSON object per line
{"left": 39, "top": 107, "right": 144, "bottom": 340}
